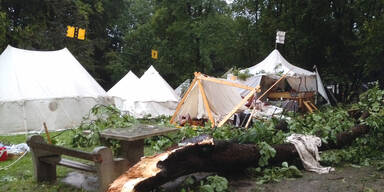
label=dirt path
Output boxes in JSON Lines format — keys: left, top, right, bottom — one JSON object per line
{"left": 229, "top": 166, "right": 384, "bottom": 192}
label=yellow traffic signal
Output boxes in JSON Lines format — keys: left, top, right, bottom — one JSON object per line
{"left": 152, "top": 49, "right": 158, "bottom": 59}
{"left": 78, "top": 28, "right": 86, "bottom": 40}
{"left": 66, "top": 26, "right": 75, "bottom": 38}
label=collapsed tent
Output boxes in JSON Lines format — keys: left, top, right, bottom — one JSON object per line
{"left": 238, "top": 49, "right": 330, "bottom": 104}
{"left": 171, "top": 72, "right": 256, "bottom": 127}
{"left": 0, "top": 45, "right": 111, "bottom": 135}
{"left": 133, "top": 65, "right": 180, "bottom": 118}
{"left": 107, "top": 71, "right": 140, "bottom": 115}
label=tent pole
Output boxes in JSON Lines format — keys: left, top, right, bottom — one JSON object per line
{"left": 217, "top": 88, "right": 256, "bottom": 127}
{"left": 197, "top": 75, "right": 254, "bottom": 90}
{"left": 197, "top": 79, "right": 215, "bottom": 128}
{"left": 170, "top": 76, "right": 198, "bottom": 124}
{"left": 244, "top": 73, "right": 289, "bottom": 128}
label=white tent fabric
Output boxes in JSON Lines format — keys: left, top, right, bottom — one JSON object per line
{"left": 315, "top": 68, "right": 331, "bottom": 104}
{"left": 175, "top": 78, "right": 244, "bottom": 124}
{"left": 243, "top": 49, "right": 314, "bottom": 76}
{"left": 174, "top": 79, "right": 191, "bottom": 97}
{"left": 107, "top": 71, "right": 140, "bottom": 114}
{"left": 241, "top": 49, "right": 330, "bottom": 104}
{"left": 0, "top": 45, "right": 110, "bottom": 134}
{"left": 133, "top": 66, "right": 180, "bottom": 118}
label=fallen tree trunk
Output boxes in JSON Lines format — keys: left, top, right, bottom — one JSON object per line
{"left": 108, "top": 124, "right": 370, "bottom": 192}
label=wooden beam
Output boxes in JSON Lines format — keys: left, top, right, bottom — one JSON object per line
{"left": 197, "top": 79, "right": 215, "bottom": 127}
{"left": 43, "top": 122, "right": 52, "bottom": 144}
{"left": 245, "top": 73, "right": 288, "bottom": 128}
{"left": 303, "top": 101, "right": 314, "bottom": 113}
{"left": 197, "top": 74, "right": 254, "bottom": 90}
{"left": 217, "top": 88, "right": 256, "bottom": 127}
{"left": 170, "top": 77, "right": 198, "bottom": 124}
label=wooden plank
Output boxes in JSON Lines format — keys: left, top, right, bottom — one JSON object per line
{"left": 58, "top": 159, "right": 96, "bottom": 173}
{"left": 40, "top": 157, "right": 96, "bottom": 173}
{"left": 197, "top": 74, "right": 254, "bottom": 90}
{"left": 28, "top": 142, "right": 100, "bottom": 162}
{"left": 170, "top": 76, "right": 198, "bottom": 124}
{"left": 217, "top": 88, "right": 256, "bottom": 127}
{"left": 197, "top": 79, "right": 215, "bottom": 127}
{"left": 100, "top": 124, "right": 179, "bottom": 141}
{"left": 267, "top": 92, "right": 292, "bottom": 99}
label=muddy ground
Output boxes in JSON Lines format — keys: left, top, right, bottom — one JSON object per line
{"left": 229, "top": 166, "right": 384, "bottom": 192}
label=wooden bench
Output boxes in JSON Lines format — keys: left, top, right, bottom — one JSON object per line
{"left": 27, "top": 135, "right": 130, "bottom": 192}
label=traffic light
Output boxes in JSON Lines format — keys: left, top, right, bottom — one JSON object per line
{"left": 66, "top": 26, "right": 75, "bottom": 38}
{"left": 78, "top": 28, "right": 86, "bottom": 40}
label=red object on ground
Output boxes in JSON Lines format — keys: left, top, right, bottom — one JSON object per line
{"left": 0, "top": 147, "right": 7, "bottom": 161}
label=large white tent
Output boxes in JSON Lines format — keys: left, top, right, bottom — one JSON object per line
{"left": 132, "top": 65, "right": 180, "bottom": 118}
{"left": 0, "top": 45, "right": 111, "bottom": 134}
{"left": 240, "top": 49, "right": 330, "bottom": 104}
{"left": 107, "top": 71, "right": 140, "bottom": 115}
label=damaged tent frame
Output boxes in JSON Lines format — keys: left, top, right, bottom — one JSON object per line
{"left": 170, "top": 72, "right": 260, "bottom": 128}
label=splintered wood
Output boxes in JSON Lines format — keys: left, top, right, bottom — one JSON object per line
{"left": 107, "top": 138, "right": 214, "bottom": 192}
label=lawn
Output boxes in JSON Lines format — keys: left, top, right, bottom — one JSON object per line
{"left": 0, "top": 130, "right": 158, "bottom": 192}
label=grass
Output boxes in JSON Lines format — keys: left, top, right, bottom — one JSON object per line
{"left": 0, "top": 130, "right": 158, "bottom": 192}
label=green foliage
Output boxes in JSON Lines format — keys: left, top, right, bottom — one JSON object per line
{"left": 232, "top": 68, "right": 253, "bottom": 80}
{"left": 71, "top": 105, "right": 136, "bottom": 149}
{"left": 238, "top": 120, "right": 287, "bottom": 145}
{"left": 198, "top": 175, "right": 229, "bottom": 192}
{"left": 288, "top": 107, "right": 355, "bottom": 144}
{"left": 247, "top": 162, "right": 302, "bottom": 184}
{"left": 257, "top": 142, "right": 276, "bottom": 167}
{"left": 298, "top": 85, "right": 384, "bottom": 166}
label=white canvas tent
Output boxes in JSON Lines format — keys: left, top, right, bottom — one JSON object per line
{"left": 240, "top": 49, "right": 330, "bottom": 104}
{"left": 0, "top": 45, "right": 111, "bottom": 135}
{"left": 133, "top": 65, "right": 180, "bottom": 118}
{"left": 171, "top": 73, "right": 254, "bottom": 127}
{"left": 107, "top": 71, "right": 140, "bottom": 114}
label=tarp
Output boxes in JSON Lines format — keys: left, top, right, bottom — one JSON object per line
{"left": 173, "top": 76, "right": 245, "bottom": 124}
{"left": 133, "top": 66, "right": 180, "bottom": 118}
{"left": 0, "top": 45, "right": 110, "bottom": 134}
{"left": 174, "top": 79, "right": 191, "bottom": 98}
{"left": 107, "top": 71, "right": 140, "bottom": 114}
{"left": 240, "top": 49, "right": 330, "bottom": 104}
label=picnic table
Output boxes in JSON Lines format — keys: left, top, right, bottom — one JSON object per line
{"left": 100, "top": 124, "right": 179, "bottom": 165}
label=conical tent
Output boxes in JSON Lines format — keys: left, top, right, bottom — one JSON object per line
{"left": 241, "top": 49, "right": 330, "bottom": 104}
{"left": 133, "top": 65, "right": 180, "bottom": 118}
{"left": 107, "top": 71, "right": 140, "bottom": 114}
{"left": 0, "top": 45, "right": 111, "bottom": 134}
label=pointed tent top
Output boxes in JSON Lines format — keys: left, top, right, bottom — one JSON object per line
{"left": 107, "top": 70, "right": 140, "bottom": 97}
{"left": 0, "top": 45, "right": 106, "bottom": 101}
{"left": 141, "top": 65, "right": 158, "bottom": 77}
{"left": 245, "top": 49, "right": 314, "bottom": 76}
{"left": 138, "top": 65, "right": 180, "bottom": 102}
